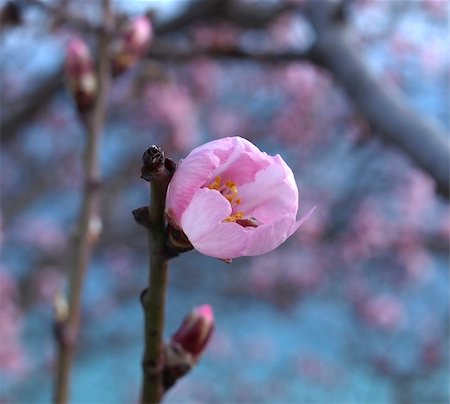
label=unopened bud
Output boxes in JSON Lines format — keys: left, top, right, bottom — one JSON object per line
{"left": 171, "top": 304, "right": 214, "bottom": 361}
{"left": 88, "top": 215, "right": 102, "bottom": 244}
{"left": 65, "top": 38, "right": 97, "bottom": 112}
{"left": 112, "top": 16, "right": 152, "bottom": 76}
{"left": 54, "top": 291, "right": 69, "bottom": 323}
{"left": 141, "top": 145, "right": 165, "bottom": 181}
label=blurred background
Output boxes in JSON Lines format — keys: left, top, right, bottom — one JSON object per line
{"left": 1, "top": 0, "right": 449, "bottom": 403}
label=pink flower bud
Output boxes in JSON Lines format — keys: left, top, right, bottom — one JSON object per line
{"left": 65, "top": 38, "right": 97, "bottom": 111}
{"left": 171, "top": 304, "right": 214, "bottom": 360}
{"left": 166, "top": 136, "right": 314, "bottom": 259}
{"left": 112, "top": 16, "right": 152, "bottom": 76}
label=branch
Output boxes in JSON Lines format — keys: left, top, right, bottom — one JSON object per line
{"left": 305, "top": 0, "right": 450, "bottom": 197}
{"left": 53, "top": 1, "right": 112, "bottom": 403}
{"left": 0, "top": 67, "right": 63, "bottom": 142}
{"left": 139, "top": 147, "right": 173, "bottom": 403}
{"left": 1, "top": 0, "right": 225, "bottom": 143}
{"left": 221, "top": 0, "right": 297, "bottom": 29}
{"left": 24, "top": 0, "right": 105, "bottom": 34}
{"left": 147, "top": 41, "right": 314, "bottom": 63}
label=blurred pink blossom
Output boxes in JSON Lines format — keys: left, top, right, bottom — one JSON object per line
{"left": 342, "top": 200, "right": 391, "bottom": 261}
{"left": 186, "top": 59, "right": 221, "bottom": 99}
{"left": 247, "top": 250, "right": 325, "bottom": 302}
{"left": 19, "top": 217, "right": 67, "bottom": 253}
{"left": 420, "top": 339, "right": 443, "bottom": 369}
{"left": 112, "top": 16, "right": 152, "bottom": 75}
{"left": 166, "top": 137, "right": 312, "bottom": 259}
{"left": 65, "top": 37, "right": 97, "bottom": 111}
{"left": 191, "top": 23, "right": 239, "bottom": 51}
{"left": 207, "top": 108, "right": 247, "bottom": 140}
{"left": 359, "top": 294, "right": 406, "bottom": 331}
{"left": 33, "top": 266, "right": 64, "bottom": 303}
{"left": 422, "top": 0, "right": 448, "bottom": 19}
{"left": 420, "top": 36, "right": 448, "bottom": 75}
{"left": 144, "top": 83, "right": 199, "bottom": 152}
{"left": 296, "top": 356, "right": 343, "bottom": 386}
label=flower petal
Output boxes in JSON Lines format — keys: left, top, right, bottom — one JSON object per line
{"left": 212, "top": 148, "right": 271, "bottom": 187}
{"left": 243, "top": 207, "right": 316, "bottom": 256}
{"left": 180, "top": 188, "right": 249, "bottom": 259}
{"left": 166, "top": 150, "right": 220, "bottom": 225}
{"left": 243, "top": 217, "right": 295, "bottom": 256}
{"left": 237, "top": 154, "right": 298, "bottom": 223}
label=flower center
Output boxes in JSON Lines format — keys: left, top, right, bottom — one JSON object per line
{"left": 208, "top": 176, "right": 241, "bottom": 206}
{"left": 207, "top": 176, "right": 260, "bottom": 226}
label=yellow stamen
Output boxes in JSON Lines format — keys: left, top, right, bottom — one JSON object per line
{"left": 208, "top": 176, "right": 242, "bottom": 207}
{"left": 224, "top": 211, "right": 243, "bottom": 222}
{"left": 208, "top": 176, "right": 222, "bottom": 190}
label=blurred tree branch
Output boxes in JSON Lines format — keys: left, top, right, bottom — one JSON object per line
{"left": 53, "top": 0, "right": 112, "bottom": 402}
{"left": 0, "top": 0, "right": 226, "bottom": 142}
{"left": 148, "top": 41, "right": 315, "bottom": 63}
{"left": 2, "top": 0, "right": 448, "bottom": 198}
{"left": 0, "top": 67, "right": 64, "bottom": 142}
{"left": 303, "top": 0, "right": 450, "bottom": 198}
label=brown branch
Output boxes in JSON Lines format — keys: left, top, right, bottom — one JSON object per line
{"left": 24, "top": 0, "right": 105, "bottom": 34}
{"left": 148, "top": 41, "right": 314, "bottom": 63}
{"left": 0, "top": 0, "right": 227, "bottom": 144}
{"left": 220, "top": 0, "right": 297, "bottom": 29}
{"left": 0, "top": 67, "right": 63, "bottom": 142}
{"left": 53, "top": 1, "right": 112, "bottom": 403}
{"left": 304, "top": 0, "right": 449, "bottom": 198}
{"left": 139, "top": 147, "right": 173, "bottom": 403}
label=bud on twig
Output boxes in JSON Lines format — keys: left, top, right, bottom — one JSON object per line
{"left": 171, "top": 304, "right": 214, "bottom": 361}
{"left": 53, "top": 291, "right": 69, "bottom": 346}
{"left": 112, "top": 16, "right": 152, "bottom": 76}
{"left": 141, "top": 145, "right": 165, "bottom": 182}
{"left": 87, "top": 214, "right": 102, "bottom": 244}
{"left": 164, "top": 305, "right": 215, "bottom": 391}
{"left": 132, "top": 206, "right": 151, "bottom": 228}
{"left": 54, "top": 291, "right": 69, "bottom": 323}
{"left": 65, "top": 38, "right": 97, "bottom": 112}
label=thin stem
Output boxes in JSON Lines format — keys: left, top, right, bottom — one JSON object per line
{"left": 141, "top": 169, "right": 172, "bottom": 404}
{"left": 53, "top": 1, "right": 111, "bottom": 403}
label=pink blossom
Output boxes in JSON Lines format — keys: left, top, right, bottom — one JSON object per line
{"left": 166, "top": 137, "right": 312, "bottom": 259}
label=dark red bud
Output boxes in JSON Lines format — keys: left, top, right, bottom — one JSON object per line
{"left": 171, "top": 304, "right": 214, "bottom": 360}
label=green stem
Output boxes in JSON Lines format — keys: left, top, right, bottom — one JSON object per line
{"left": 141, "top": 171, "right": 172, "bottom": 404}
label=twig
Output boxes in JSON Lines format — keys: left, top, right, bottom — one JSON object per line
{"left": 147, "top": 41, "right": 314, "bottom": 63}
{"left": 53, "top": 1, "right": 111, "bottom": 403}
{"left": 304, "top": 0, "right": 450, "bottom": 198}
{"left": 1, "top": 0, "right": 224, "bottom": 143}
{"left": 0, "top": 67, "right": 63, "bottom": 142}
{"left": 25, "top": 0, "right": 106, "bottom": 34}
{"left": 139, "top": 147, "right": 173, "bottom": 403}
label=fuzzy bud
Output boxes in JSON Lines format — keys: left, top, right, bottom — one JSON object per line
{"left": 171, "top": 304, "right": 214, "bottom": 361}
{"left": 54, "top": 291, "right": 69, "bottom": 323}
{"left": 65, "top": 38, "right": 97, "bottom": 112}
{"left": 112, "top": 16, "right": 152, "bottom": 76}
{"left": 141, "top": 145, "right": 165, "bottom": 182}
